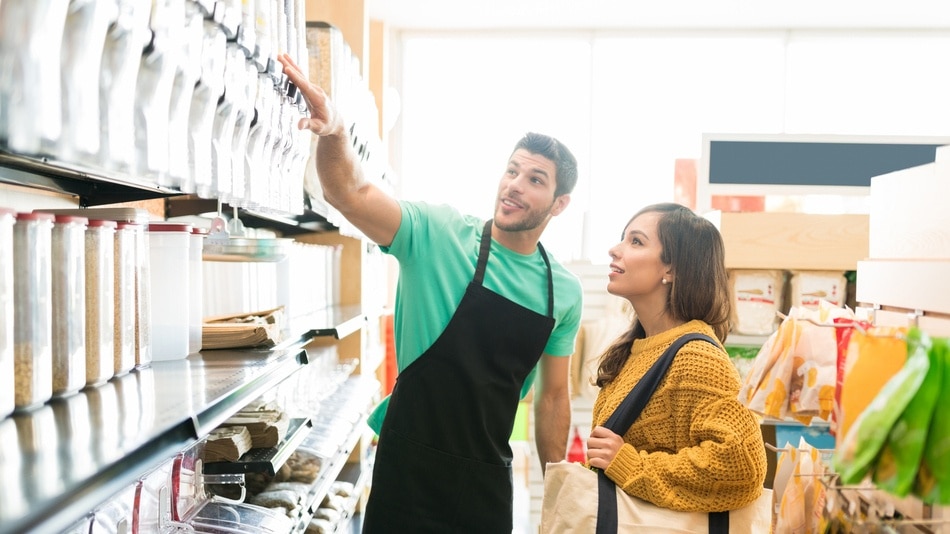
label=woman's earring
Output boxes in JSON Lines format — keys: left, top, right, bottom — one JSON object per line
{"left": 661, "top": 278, "right": 668, "bottom": 285}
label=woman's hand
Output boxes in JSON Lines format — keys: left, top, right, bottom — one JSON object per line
{"left": 277, "top": 53, "right": 344, "bottom": 136}
{"left": 586, "top": 426, "right": 625, "bottom": 470}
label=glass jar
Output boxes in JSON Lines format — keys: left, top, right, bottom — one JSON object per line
{"left": 113, "top": 222, "right": 136, "bottom": 376}
{"left": 85, "top": 219, "right": 116, "bottom": 386}
{"left": 0, "top": 207, "right": 15, "bottom": 418}
{"left": 13, "top": 211, "right": 54, "bottom": 410}
{"left": 132, "top": 222, "right": 151, "bottom": 368}
{"left": 148, "top": 222, "right": 192, "bottom": 360}
{"left": 50, "top": 214, "right": 88, "bottom": 398}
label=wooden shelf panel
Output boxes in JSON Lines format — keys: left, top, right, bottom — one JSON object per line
{"left": 719, "top": 212, "right": 868, "bottom": 271}
{"left": 856, "top": 259, "right": 950, "bottom": 316}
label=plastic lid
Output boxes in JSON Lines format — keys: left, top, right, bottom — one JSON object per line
{"left": 53, "top": 214, "right": 89, "bottom": 225}
{"left": 148, "top": 222, "right": 193, "bottom": 233}
{"left": 87, "top": 219, "right": 118, "bottom": 229}
{"left": 15, "top": 211, "right": 55, "bottom": 221}
{"left": 0, "top": 207, "right": 15, "bottom": 219}
{"left": 191, "top": 227, "right": 209, "bottom": 235}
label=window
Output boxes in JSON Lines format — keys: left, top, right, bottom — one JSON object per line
{"left": 392, "top": 30, "right": 950, "bottom": 263}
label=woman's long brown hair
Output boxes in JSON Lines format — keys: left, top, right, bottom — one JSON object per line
{"left": 595, "top": 203, "right": 732, "bottom": 387}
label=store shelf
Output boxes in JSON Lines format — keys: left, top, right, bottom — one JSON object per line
{"left": 202, "top": 417, "right": 314, "bottom": 477}
{"left": 282, "top": 305, "right": 367, "bottom": 348}
{"left": 0, "top": 346, "right": 307, "bottom": 534}
{"left": 165, "top": 196, "right": 334, "bottom": 236}
{"left": 0, "top": 151, "right": 180, "bottom": 206}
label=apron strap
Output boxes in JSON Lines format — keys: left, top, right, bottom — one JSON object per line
{"left": 476, "top": 220, "right": 555, "bottom": 318}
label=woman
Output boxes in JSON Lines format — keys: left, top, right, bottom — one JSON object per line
{"left": 586, "top": 202, "right": 767, "bottom": 513}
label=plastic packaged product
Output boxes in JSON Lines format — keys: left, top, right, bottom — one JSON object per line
{"left": 85, "top": 219, "right": 116, "bottom": 386}
{"left": 0, "top": 208, "right": 15, "bottom": 418}
{"left": 132, "top": 223, "right": 152, "bottom": 368}
{"left": 50, "top": 214, "right": 88, "bottom": 398}
{"left": 13, "top": 211, "right": 54, "bottom": 410}
{"left": 187, "top": 500, "right": 294, "bottom": 533}
{"left": 57, "top": 0, "right": 116, "bottom": 165}
{"left": 190, "top": 227, "right": 206, "bottom": 354}
{"left": 113, "top": 222, "right": 136, "bottom": 376}
{"left": 148, "top": 222, "right": 192, "bottom": 360}
{"left": 99, "top": 0, "right": 151, "bottom": 173}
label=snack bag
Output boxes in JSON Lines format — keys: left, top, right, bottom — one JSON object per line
{"left": 873, "top": 334, "right": 943, "bottom": 496}
{"left": 915, "top": 337, "right": 950, "bottom": 504}
{"left": 834, "top": 328, "right": 930, "bottom": 485}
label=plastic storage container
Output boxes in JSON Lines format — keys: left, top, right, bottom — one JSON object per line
{"left": 0, "top": 208, "right": 14, "bottom": 418}
{"left": 132, "top": 222, "right": 152, "bottom": 367}
{"left": 190, "top": 227, "right": 206, "bottom": 354}
{"left": 50, "top": 214, "right": 88, "bottom": 398}
{"left": 148, "top": 222, "right": 192, "bottom": 360}
{"left": 13, "top": 211, "right": 54, "bottom": 411}
{"left": 85, "top": 219, "right": 116, "bottom": 386}
{"left": 113, "top": 222, "right": 136, "bottom": 376}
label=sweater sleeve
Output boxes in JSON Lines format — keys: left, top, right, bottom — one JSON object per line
{"left": 603, "top": 347, "right": 768, "bottom": 513}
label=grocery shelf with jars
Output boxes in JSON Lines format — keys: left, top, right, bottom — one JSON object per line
{"left": 0, "top": 1, "right": 389, "bottom": 533}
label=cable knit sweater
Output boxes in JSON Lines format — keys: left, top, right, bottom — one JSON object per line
{"left": 591, "top": 320, "right": 767, "bottom": 513}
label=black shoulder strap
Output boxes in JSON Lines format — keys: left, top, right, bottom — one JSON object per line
{"left": 603, "top": 333, "right": 719, "bottom": 435}
{"left": 596, "top": 332, "right": 721, "bottom": 534}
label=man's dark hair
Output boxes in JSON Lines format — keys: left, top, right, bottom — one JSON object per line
{"left": 513, "top": 132, "right": 579, "bottom": 197}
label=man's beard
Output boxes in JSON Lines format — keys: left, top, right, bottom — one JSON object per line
{"left": 493, "top": 200, "right": 554, "bottom": 232}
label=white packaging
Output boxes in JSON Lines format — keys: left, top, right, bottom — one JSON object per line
{"left": 730, "top": 269, "right": 785, "bottom": 336}
{"left": 148, "top": 223, "right": 192, "bottom": 361}
{"left": 789, "top": 270, "right": 848, "bottom": 310}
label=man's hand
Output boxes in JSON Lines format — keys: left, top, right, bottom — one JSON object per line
{"left": 277, "top": 53, "right": 344, "bottom": 137}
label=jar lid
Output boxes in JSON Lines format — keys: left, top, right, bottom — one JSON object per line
{"left": 53, "top": 214, "right": 89, "bottom": 225}
{"left": 0, "top": 207, "right": 15, "bottom": 218}
{"left": 191, "top": 226, "right": 209, "bottom": 235}
{"left": 148, "top": 222, "right": 193, "bottom": 233}
{"left": 87, "top": 219, "right": 118, "bottom": 229}
{"left": 15, "top": 211, "right": 55, "bottom": 221}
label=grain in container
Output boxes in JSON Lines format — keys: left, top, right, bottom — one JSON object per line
{"left": 13, "top": 211, "right": 54, "bottom": 411}
{"left": 85, "top": 219, "right": 116, "bottom": 386}
{"left": 113, "top": 222, "right": 136, "bottom": 376}
{"left": 132, "top": 221, "right": 152, "bottom": 368}
{"left": 148, "top": 222, "right": 192, "bottom": 360}
{"left": 0, "top": 208, "right": 15, "bottom": 418}
{"left": 50, "top": 214, "right": 88, "bottom": 398}
{"left": 190, "top": 227, "right": 207, "bottom": 354}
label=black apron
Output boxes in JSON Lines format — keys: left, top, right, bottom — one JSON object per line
{"left": 362, "top": 220, "right": 556, "bottom": 534}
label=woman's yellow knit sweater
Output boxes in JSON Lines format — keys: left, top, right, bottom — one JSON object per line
{"left": 591, "top": 320, "right": 767, "bottom": 512}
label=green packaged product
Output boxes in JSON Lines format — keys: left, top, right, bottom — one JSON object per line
{"left": 834, "top": 328, "right": 931, "bottom": 485}
{"left": 872, "top": 334, "right": 943, "bottom": 496}
{"left": 914, "top": 337, "right": 950, "bottom": 504}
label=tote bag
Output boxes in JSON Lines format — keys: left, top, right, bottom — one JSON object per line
{"left": 540, "top": 461, "right": 774, "bottom": 533}
{"left": 540, "top": 333, "right": 773, "bottom": 533}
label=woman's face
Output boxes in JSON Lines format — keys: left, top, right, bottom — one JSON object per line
{"left": 606, "top": 211, "right": 670, "bottom": 302}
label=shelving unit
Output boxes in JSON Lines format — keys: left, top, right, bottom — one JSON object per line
{"left": 847, "top": 145, "right": 950, "bottom": 526}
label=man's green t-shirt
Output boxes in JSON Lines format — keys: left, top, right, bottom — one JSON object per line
{"left": 367, "top": 201, "right": 583, "bottom": 433}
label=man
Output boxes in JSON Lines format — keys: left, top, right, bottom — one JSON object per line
{"left": 278, "top": 53, "right": 583, "bottom": 533}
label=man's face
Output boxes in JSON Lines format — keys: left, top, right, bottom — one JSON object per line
{"left": 493, "top": 149, "right": 564, "bottom": 232}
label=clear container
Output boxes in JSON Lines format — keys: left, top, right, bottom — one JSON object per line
{"left": 113, "top": 222, "right": 136, "bottom": 376}
{"left": 0, "top": 208, "right": 15, "bottom": 418}
{"left": 132, "top": 223, "right": 152, "bottom": 368}
{"left": 148, "top": 222, "right": 192, "bottom": 360}
{"left": 85, "top": 219, "right": 116, "bottom": 386}
{"left": 50, "top": 214, "right": 88, "bottom": 398}
{"left": 190, "top": 227, "right": 206, "bottom": 354}
{"left": 13, "top": 211, "right": 54, "bottom": 410}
